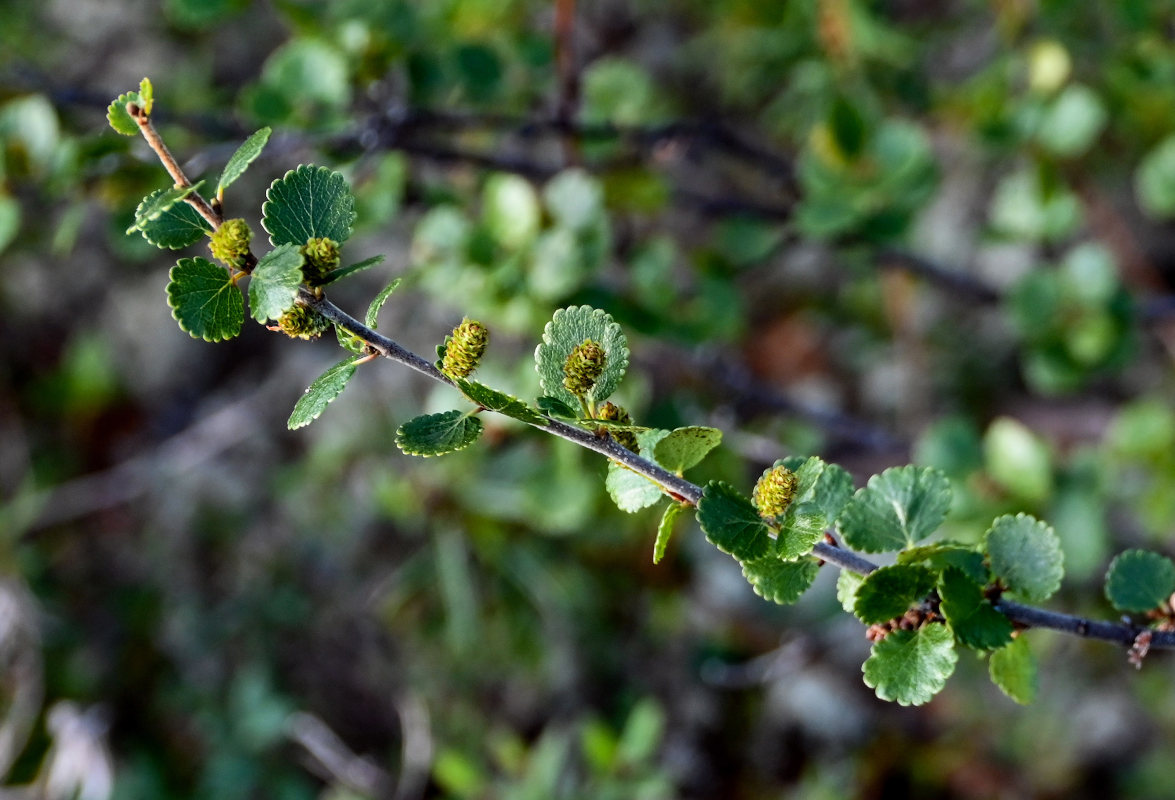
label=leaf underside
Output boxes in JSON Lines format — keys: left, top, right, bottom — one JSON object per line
{"left": 534, "top": 305, "right": 630, "bottom": 408}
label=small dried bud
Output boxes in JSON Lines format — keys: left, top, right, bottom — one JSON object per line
{"left": 441, "top": 318, "right": 489, "bottom": 379}
{"left": 274, "top": 305, "right": 331, "bottom": 340}
{"left": 752, "top": 464, "right": 798, "bottom": 520}
{"left": 300, "top": 237, "right": 342, "bottom": 284}
{"left": 598, "top": 401, "right": 638, "bottom": 451}
{"left": 563, "top": 339, "right": 607, "bottom": 397}
{"left": 208, "top": 218, "right": 252, "bottom": 268}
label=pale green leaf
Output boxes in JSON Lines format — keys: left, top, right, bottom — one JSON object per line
{"left": 248, "top": 244, "right": 304, "bottom": 322}
{"left": 138, "top": 78, "right": 153, "bottom": 114}
{"left": 323, "top": 254, "right": 385, "bottom": 286}
{"left": 0, "top": 193, "right": 21, "bottom": 256}
{"left": 696, "top": 481, "right": 771, "bottom": 562}
{"left": 837, "top": 570, "right": 865, "bottom": 614}
{"left": 988, "top": 634, "right": 1037, "bottom": 704}
{"left": 782, "top": 456, "right": 855, "bottom": 522}
{"left": 166, "top": 257, "right": 243, "bottom": 342}
{"left": 106, "top": 91, "right": 141, "bottom": 135}
{"left": 740, "top": 556, "right": 820, "bottom": 605}
{"left": 456, "top": 379, "right": 545, "bottom": 426}
{"left": 364, "top": 277, "right": 402, "bottom": 328}
{"left": 287, "top": 358, "right": 358, "bottom": 429}
{"left": 534, "top": 305, "right": 629, "bottom": 407}
{"left": 984, "top": 417, "right": 1053, "bottom": 502}
{"left": 837, "top": 466, "right": 952, "bottom": 552}
{"left": 852, "top": 564, "right": 936, "bottom": 624}
{"left": 938, "top": 567, "right": 1014, "bottom": 651}
{"left": 262, "top": 164, "right": 357, "bottom": 246}
{"left": 396, "top": 410, "right": 484, "bottom": 457}
{"left": 482, "top": 173, "right": 540, "bottom": 249}
{"left": 653, "top": 427, "right": 722, "bottom": 473}
{"left": 127, "top": 182, "right": 204, "bottom": 234}
{"left": 218, "top": 127, "right": 271, "bottom": 193}
{"left": 606, "top": 462, "right": 664, "bottom": 513}
{"left": 544, "top": 168, "right": 604, "bottom": 231}
{"left": 1104, "top": 549, "right": 1175, "bottom": 613}
{"left": 134, "top": 189, "right": 212, "bottom": 249}
{"left": 653, "top": 502, "right": 685, "bottom": 564}
{"left": 863, "top": 624, "right": 958, "bottom": 706}
{"left": 985, "top": 513, "right": 1064, "bottom": 602}
{"left": 1136, "top": 135, "right": 1175, "bottom": 220}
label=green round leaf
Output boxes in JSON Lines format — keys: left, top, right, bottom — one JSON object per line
{"left": 852, "top": 564, "right": 936, "bottom": 625}
{"left": 740, "top": 556, "right": 820, "bottom": 605}
{"left": 653, "top": 427, "right": 722, "bottom": 474}
{"left": 898, "top": 543, "right": 987, "bottom": 585}
{"left": 134, "top": 189, "right": 212, "bottom": 249}
{"left": 262, "top": 165, "right": 357, "bottom": 247}
{"left": 218, "top": 127, "right": 271, "bottom": 193}
{"left": 938, "top": 568, "right": 1014, "bottom": 651}
{"left": 396, "top": 411, "right": 484, "bottom": 457}
{"left": 696, "top": 481, "right": 771, "bottom": 562}
{"left": 1036, "top": 84, "right": 1107, "bottom": 158}
{"left": 776, "top": 502, "right": 826, "bottom": 560}
{"left": 1136, "top": 135, "right": 1175, "bottom": 220}
{"left": 837, "top": 570, "right": 865, "bottom": 614}
{"left": 782, "top": 456, "right": 855, "bottom": 522}
{"left": 863, "top": 624, "right": 958, "bottom": 706}
{"left": 989, "top": 635, "right": 1037, "bottom": 705}
{"left": 1104, "top": 549, "right": 1175, "bottom": 613}
{"left": 248, "top": 244, "right": 304, "bottom": 323}
{"left": 544, "top": 168, "right": 605, "bottom": 232}
{"left": 106, "top": 91, "right": 142, "bottom": 136}
{"left": 456, "top": 379, "right": 546, "bottom": 426}
{"left": 288, "top": 358, "right": 358, "bottom": 429}
{"left": 837, "top": 466, "right": 952, "bottom": 552}
{"left": 534, "top": 306, "right": 630, "bottom": 407}
{"left": 606, "top": 461, "right": 665, "bottom": 513}
{"left": 482, "top": 173, "right": 540, "bottom": 250}
{"left": 984, "top": 513, "right": 1064, "bottom": 602}
{"left": 166, "top": 257, "right": 243, "bottom": 342}
{"left": 983, "top": 417, "right": 1053, "bottom": 502}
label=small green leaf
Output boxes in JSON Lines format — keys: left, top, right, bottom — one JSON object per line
{"left": 740, "top": 556, "right": 820, "bottom": 605}
{"left": 988, "top": 635, "right": 1037, "bottom": 704}
{"left": 606, "top": 462, "right": 665, "bottom": 513}
{"left": 262, "top": 164, "right": 357, "bottom": 246}
{"left": 336, "top": 325, "right": 365, "bottom": 355}
{"left": 983, "top": 417, "right": 1053, "bottom": 502}
{"left": 166, "top": 257, "right": 243, "bottom": 342}
{"left": 248, "top": 244, "right": 304, "bottom": 322}
{"left": 837, "top": 466, "right": 951, "bottom": 553}
{"left": 776, "top": 501, "right": 827, "bottom": 560}
{"left": 898, "top": 543, "right": 987, "bottom": 585}
{"left": 787, "top": 456, "right": 855, "bottom": 522}
{"left": 287, "top": 358, "right": 358, "bottom": 429}
{"left": 133, "top": 189, "right": 212, "bottom": 249}
{"left": 323, "top": 254, "right": 386, "bottom": 286}
{"left": 106, "top": 91, "right": 142, "bottom": 135}
{"left": 456, "top": 379, "right": 546, "bottom": 426}
{"left": 837, "top": 570, "right": 865, "bottom": 614}
{"left": 127, "top": 182, "right": 204, "bottom": 234}
{"left": 696, "top": 481, "right": 771, "bottom": 562}
{"left": 985, "top": 513, "right": 1064, "bottom": 602}
{"left": 536, "top": 395, "right": 578, "bottom": 419}
{"left": 852, "top": 565, "right": 936, "bottom": 624}
{"left": 218, "top": 127, "right": 272, "bottom": 194}
{"left": 653, "top": 502, "right": 684, "bottom": 564}
{"left": 482, "top": 173, "right": 540, "bottom": 249}
{"left": 138, "top": 78, "right": 153, "bottom": 114}
{"left": 534, "top": 306, "right": 629, "bottom": 408}
{"left": 938, "top": 568, "right": 1014, "bottom": 651}
{"left": 396, "top": 410, "right": 485, "bottom": 457}
{"left": 1104, "top": 549, "right": 1175, "bottom": 613}
{"left": 863, "top": 624, "right": 957, "bottom": 706}
{"left": 365, "top": 277, "right": 402, "bottom": 328}
{"left": 1136, "top": 135, "right": 1175, "bottom": 220}
{"left": 653, "top": 427, "right": 722, "bottom": 473}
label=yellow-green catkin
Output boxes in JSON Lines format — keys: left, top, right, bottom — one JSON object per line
{"left": 752, "top": 464, "right": 798, "bottom": 520}
{"left": 563, "top": 339, "right": 607, "bottom": 397}
{"left": 275, "top": 305, "right": 332, "bottom": 340}
{"left": 300, "top": 237, "right": 341, "bottom": 284}
{"left": 441, "top": 318, "right": 489, "bottom": 378}
{"left": 208, "top": 218, "right": 252, "bottom": 268}
{"left": 598, "top": 401, "right": 638, "bottom": 451}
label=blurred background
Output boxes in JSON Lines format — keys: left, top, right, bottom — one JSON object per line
{"left": 5, "top": 0, "right": 1175, "bottom": 797}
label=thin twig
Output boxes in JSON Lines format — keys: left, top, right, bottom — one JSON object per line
{"left": 129, "top": 103, "right": 222, "bottom": 231}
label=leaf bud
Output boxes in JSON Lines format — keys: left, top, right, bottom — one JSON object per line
{"left": 300, "top": 237, "right": 342, "bottom": 284}
{"left": 208, "top": 218, "right": 252, "bottom": 268}
{"left": 441, "top": 318, "right": 489, "bottom": 379}
{"left": 563, "top": 339, "right": 607, "bottom": 397}
{"left": 274, "top": 305, "right": 331, "bottom": 340}
{"left": 752, "top": 464, "right": 798, "bottom": 520}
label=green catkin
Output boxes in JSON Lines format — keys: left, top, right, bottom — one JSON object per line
{"left": 563, "top": 339, "right": 607, "bottom": 397}
{"left": 300, "top": 237, "right": 341, "bottom": 284}
{"left": 752, "top": 464, "right": 799, "bottom": 520}
{"left": 208, "top": 218, "right": 252, "bottom": 268}
{"left": 275, "top": 305, "right": 332, "bottom": 340}
{"left": 598, "top": 401, "right": 638, "bottom": 451}
{"left": 441, "top": 318, "right": 489, "bottom": 378}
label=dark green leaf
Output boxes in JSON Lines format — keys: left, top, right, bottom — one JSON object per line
{"left": 938, "top": 568, "right": 1014, "bottom": 651}
{"left": 985, "top": 513, "right": 1064, "bottom": 602}
{"left": 365, "top": 278, "right": 403, "bottom": 328}
{"left": 287, "top": 358, "right": 358, "bottom": 429}
{"left": 653, "top": 427, "right": 722, "bottom": 474}
{"left": 696, "top": 481, "right": 771, "bottom": 562}
{"left": 536, "top": 395, "right": 578, "bottom": 419}
{"left": 852, "top": 565, "right": 936, "bottom": 624}
{"left": 988, "top": 635, "right": 1037, "bottom": 704}
{"left": 837, "top": 466, "right": 952, "bottom": 552}
{"left": 134, "top": 190, "right": 212, "bottom": 249}
{"left": 106, "top": 91, "right": 142, "bottom": 136}
{"left": 653, "top": 502, "right": 684, "bottom": 564}
{"left": 248, "top": 244, "right": 304, "bottom": 322}
{"left": 898, "top": 543, "right": 988, "bottom": 585}
{"left": 128, "top": 182, "right": 204, "bottom": 234}
{"left": 456, "top": 379, "right": 545, "bottom": 426}
{"left": 534, "top": 306, "right": 629, "bottom": 407}
{"left": 863, "top": 624, "right": 957, "bottom": 706}
{"left": 396, "top": 410, "right": 484, "bottom": 457}
{"left": 323, "top": 254, "right": 386, "bottom": 286}
{"left": 218, "top": 127, "right": 271, "bottom": 193}
{"left": 166, "top": 257, "right": 243, "bottom": 342}
{"left": 1104, "top": 549, "right": 1175, "bottom": 613}
{"left": 740, "top": 556, "right": 820, "bottom": 605}
{"left": 262, "top": 164, "right": 357, "bottom": 246}
{"left": 776, "top": 501, "right": 827, "bottom": 560}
